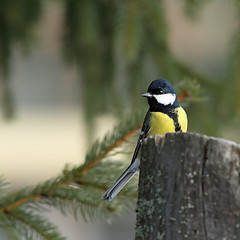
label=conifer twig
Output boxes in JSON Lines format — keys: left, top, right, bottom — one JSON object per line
{"left": 0, "top": 118, "right": 143, "bottom": 214}
{"left": 80, "top": 125, "right": 142, "bottom": 174}
{"left": 1, "top": 195, "right": 41, "bottom": 213}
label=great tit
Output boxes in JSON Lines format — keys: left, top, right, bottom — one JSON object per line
{"left": 102, "top": 79, "right": 188, "bottom": 201}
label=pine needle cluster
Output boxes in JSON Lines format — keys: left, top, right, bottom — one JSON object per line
{"left": 0, "top": 112, "right": 144, "bottom": 239}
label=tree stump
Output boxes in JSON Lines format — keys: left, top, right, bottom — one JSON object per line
{"left": 135, "top": 132, "right": 240, "bottom": 240}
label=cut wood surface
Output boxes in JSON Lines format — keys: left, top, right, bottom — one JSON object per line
{"left": 135, "top": 132, "right": 240, "bottom": 240}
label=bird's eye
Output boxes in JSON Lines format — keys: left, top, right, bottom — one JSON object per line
{"left": 157, "top": 89, "right": 163, "bottom": 94}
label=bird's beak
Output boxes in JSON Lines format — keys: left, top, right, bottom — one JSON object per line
{"left": 142, "top": 92, "right": 153, "bottom": 98}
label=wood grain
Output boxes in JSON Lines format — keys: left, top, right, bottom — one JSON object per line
{"left": 135, "top": 132, "right": 240, "bottom": 240}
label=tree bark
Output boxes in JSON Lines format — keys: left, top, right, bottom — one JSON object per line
{"left": 135, "top": 132, "right": 240, "bottom": 240}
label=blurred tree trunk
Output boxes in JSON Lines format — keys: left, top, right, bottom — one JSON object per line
{"left": 135, "top": 133, "right": 240, "bottom": 240}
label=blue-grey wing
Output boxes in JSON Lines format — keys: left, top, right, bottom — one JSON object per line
{"left": 130, "top": 110, "right": 151, "bottom": 163}
{"left": 102, "top": 110, "right": 151, "bottom": 201}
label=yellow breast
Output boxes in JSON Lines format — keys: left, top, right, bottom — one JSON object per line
{"left": 147, "top": 107, "right": 187, "bottom": 136}
{"left": 177, "top": 107, "right": 188, "bottom": 132}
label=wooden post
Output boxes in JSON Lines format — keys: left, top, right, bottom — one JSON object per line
{"left": 135, "top": 132, "right": 240, "bottom": 240}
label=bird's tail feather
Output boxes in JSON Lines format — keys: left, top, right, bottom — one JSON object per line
{"left": 102, "top": 158, "right": 139, "bottom": 201}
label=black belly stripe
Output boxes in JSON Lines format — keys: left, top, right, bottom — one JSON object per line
{"left": 168, "top": 109, "right": 182, "bottom": 132}
{"left": 174, "top": 118, "right": 181, "bottom": 132}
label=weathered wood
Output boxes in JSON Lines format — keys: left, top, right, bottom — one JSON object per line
{"left": 135, "top": 132, "right": 240, "bottom": 240}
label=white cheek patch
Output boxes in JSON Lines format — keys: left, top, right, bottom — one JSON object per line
{"left": 153, "top": 93, "right": 176, "bottom": 105}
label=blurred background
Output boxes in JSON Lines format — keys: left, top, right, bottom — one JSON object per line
{"left": 1, "top": 0, "right": 240, "bottom": 239}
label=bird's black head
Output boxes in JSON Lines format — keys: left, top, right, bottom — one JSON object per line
{"left": 142, "top": 79, "right": 179, "bottom": 112}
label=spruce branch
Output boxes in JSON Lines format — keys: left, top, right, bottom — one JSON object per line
{"left": 79, "top": 124, "right": 142, "bottom": 174}
{"left": 0, "top": 112, "right": 142, "bottom": 212}
{"left": 0, "top": 112, "right": 145, "bottom": 238}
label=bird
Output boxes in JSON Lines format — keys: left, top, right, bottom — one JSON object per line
{"left": 102, "top": 78, "right": 188, "bottom": 201}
